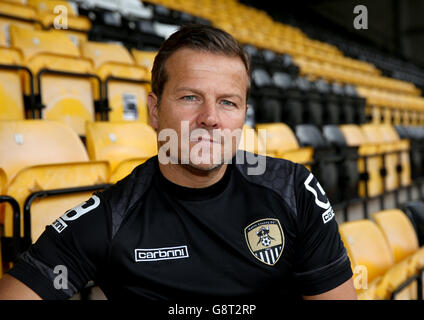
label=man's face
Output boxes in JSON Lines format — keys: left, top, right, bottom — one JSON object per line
{"left": 148, "top": 48, "right": 248, "bottom": 172}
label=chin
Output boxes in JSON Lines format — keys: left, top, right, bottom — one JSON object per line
{"left": 186, "top": 160, "right": 224, "bottom": 172}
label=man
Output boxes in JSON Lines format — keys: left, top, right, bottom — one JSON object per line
{"left": 0, "top": 24, "right": 356, "bottom": 300}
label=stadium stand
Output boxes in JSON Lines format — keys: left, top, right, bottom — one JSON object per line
{"left": 0, "top": 120, "right": 110, "bottom": 266}
{"left": 9, "top": 25, "right": 101, "bottom": 136}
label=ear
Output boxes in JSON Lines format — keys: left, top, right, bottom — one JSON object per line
{"left": 147, "top": 92, "right": 159, "bottom": 130}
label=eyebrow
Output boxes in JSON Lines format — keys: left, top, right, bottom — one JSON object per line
{"left": 175, "top": 87, "right": 243, "bottom": 101}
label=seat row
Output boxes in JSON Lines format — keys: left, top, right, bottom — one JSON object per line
{"left": 243, "top": 122, "right": 412, "bottom": 212}
{"left": 0, "top": 24, "right": 157, "bottom": 136}
{"left": 340, "top": 206, "right": 424, "bottom": 299}
{"left": 0, "top": 120, "right": 156, "bottom": 262}
{"left": 249, "top": 67, "right": 367, "bottom": 127}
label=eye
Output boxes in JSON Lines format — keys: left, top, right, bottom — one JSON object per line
{"left": 182, "top": 95, "right": 197, "bottom": 102}
{"left": 221, "top": 99, "right": 236, "bottom": 107}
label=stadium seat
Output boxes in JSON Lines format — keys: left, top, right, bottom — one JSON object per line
{"left": 0, "top": 48, "right": 29, "bottom": 120}
{"left": 372, "top": 209, "right": 424, "bottom": 298}
{"left": 0, "top": 2, "right": 40, "bottom": 30}
{"left": 238, "top": 124, "right": 266, "bottom": 156}
{"left": 396, "top": 126, "right": 424, "bottom": 181}
{"left": 85, "top": 121, "right": 157, "bottom": 174}
{"left": 339, "top": 124, "right": 384, "bottom": 198}
{"left": 0, "top": 120, "right": 110, "bottom": 240}
{"left": 131, "top": 48, "right": 156, "bottom": 79}
{"left": 295, "top": 124, "right": 340, "bottom": 203}
{"left": 110, "top": 158, "right": 149, "bottom": 184}
{"left": 339, "top": 219, "right": 413, "bottom": 299}
{"left": 255, "top": 123, "right": 313, "bottom": 168}
{"left": 378, "top": 125, "right": 411, "bottom": 188}
{"left": 9, "top": 26, "right": 99, "bottom": 136}
{"left": 245, "top": 98, "right": 257, "bottom": 128}
{"left": 0, "top": 168, "right": 6, "bottom": 194}
{"left": 323, "top": 125, "right": 360, "bottom": 202}
{"left": 0, "top": 120, "right": 90, "bottom": 181}
{"left": 0, "top": 167, "right": 8, "bottom": 277}
{"left": 361, "top": 124, "right": 402, "bottom": 192}
{"left": 401, "top": 200, "right": 424, "bottom": 247}
{"left": 27, "top": 0, "right": 91, "bottom": 43}
{"left": 80, "top": 41, "right": 150, "bottom": 123}
{"left": 372, "top": 209, "right": 424, "bottom": 268}
{"left": 250, "top": 68, "right": 285, "bottom": 124}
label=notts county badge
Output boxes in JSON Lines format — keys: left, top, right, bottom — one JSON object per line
{"left": 244, "top": 218, "right": 284, "bottom": 266}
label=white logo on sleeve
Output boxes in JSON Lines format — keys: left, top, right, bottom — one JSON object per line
{"left": 52, "top": 195, "right": 101, "bottom": 233}
{"left": 304, "top": 173, "right": 335, "bottom": 224}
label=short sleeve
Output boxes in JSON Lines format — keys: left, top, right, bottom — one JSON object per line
{"left": 7, "top": 192, "right": 111, "bottom": 300}
{"left": 293, "top": 164, "right": 353, "bottom": 296}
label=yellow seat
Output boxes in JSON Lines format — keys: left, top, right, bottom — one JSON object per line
{"left": 85, "top": 121, "right": 157, "bottom": 174}
{"left": 131, "top": 48, "right": 157, "bottom": 79}
{"left": 9, "top": 26, "right": 96, "bottom": 135}
{"left": 0, "top": 48, "right": 27, "bottom": 120}
{"left": 255, "top": 123, "right": 314, "bottom": 167}
{"left": 9, "top": 162, "right": 109, "bottom": 241}
{"left": 372, "top": 209, "right": 424, "bottom": 275}
{"left": 0, "top": 18, "right": 37, "bottom": 47}
{"left": 340, "top": 219, "right": 413, "bottom": 299}
{"left": 110, "top": 158, "right": 150, "bottom": 184}
{"left": 0, "top": 2, "right": 39, "bottom": 28}
{"left": 0, "top": 167, "right": 6, "bottom": 277}
{"left": 0, "top": 167, "right": 6, "bottom": 194}
{"left": 0, "top": 120, "right": 89, "bottom": 182}
{"left": 27, "top": 0, "right": 76, "bottom": 13}
{"left": 378, "top": 125, "right": 411, "bottom": 187}
{"left": 0, "top": 120, "right": 110, "bottom": 240}
{"left": 27, "top": 0, "right": 91, "bottom": 34}
{"left": 361, "top": 124, "right": 400, "bottom": 192}
{"left": 339, "top": 124, "right": 383, "bottom": 197}
{"left": 238, "top": 124, "right": 266, "bottom": 155}
{"left": 81, "top": 41, "right": 150, "bottom": 123}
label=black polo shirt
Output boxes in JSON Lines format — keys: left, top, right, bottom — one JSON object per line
{"left": 8, "top": 151, "right": 352, "bottom": 300}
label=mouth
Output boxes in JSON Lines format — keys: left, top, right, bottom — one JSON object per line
{"left": 193, "top": 137, "right": 220, "bottom": 144}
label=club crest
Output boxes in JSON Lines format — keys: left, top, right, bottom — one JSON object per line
{"left": 244, "top": 218, "right": 284, "bottom": 266}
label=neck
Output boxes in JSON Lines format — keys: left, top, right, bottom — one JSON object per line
{"left": 158, "top": 162, "right": 228, "bottom": 188}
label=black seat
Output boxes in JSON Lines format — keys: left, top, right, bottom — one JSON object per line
{"left": 400, "top": 200, "right": 424, "bottom": 246}
{"left": 397, "top": 126, "right": 424, "bottom": 180}
{"left": 323, "top": 125, "right": 360, "bottom": 202}
{"left": 339, "top": 84, "right": 356, "bottom": 124}
{"left": 273, "top": 73, "right": 304, "bottom": 128}
{"left": 296, "top": 124, "right": 340, "bottom": 204}
{"left": 251, "top": 68, "right": 283, "bottom": 123}
{"left": 322, "top": 82, "right": 343, "bottom": 125}
{"left": 245, "top": 97, "right": 257, "bottom": 128}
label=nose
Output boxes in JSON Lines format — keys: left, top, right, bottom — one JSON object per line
{"left": 196, "top": 98, "right": 219, "bottom": 129}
